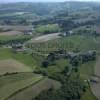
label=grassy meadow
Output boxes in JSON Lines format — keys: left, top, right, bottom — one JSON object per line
{"left": 0, "top": 73, "right": 43, "bottom": 100}
{"left": 0, "top": 35, "right": 99, "bottom": 100}
{"left": 0, "top": 48, "right": 37, "bottom": 70}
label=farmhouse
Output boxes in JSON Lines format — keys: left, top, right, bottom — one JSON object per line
{"left": 12, "top": 43, "right": 25, "bottom": 52}
{"left": 59, "top": 31, "right": 73, "bottom": 37}
{"left": 23, "top": 30, "right": 33, "bottom": 35}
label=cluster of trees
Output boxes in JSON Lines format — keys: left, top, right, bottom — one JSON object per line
{"left": 33, "top": 76, "right": 86, "bottom": 100}
{"left": 34, "top": 51, "right": 96, "bottom": 100}
{"left": 69, "top": 51, "right": 96, "bottom": 72}
{"left": 74, "top": 28, "right": 95, "bottom": 36}
{"left": 35, "top": 24, "right": 60, "bottom": 34}
{"left": 0, "top": 17, "right": 29, "bottom": 25}
{"left": 41, "top": 52, "right": 58, "bottom": 68}
{"left": 71, "top": 51, "right": 96, "bottom": 65}
{"left": 41, "top": 50, "right": 96, "bottom": 69}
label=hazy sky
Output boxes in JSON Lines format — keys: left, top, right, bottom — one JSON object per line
{"left": 0, "top": 0, "right": 100, "bottom": 3}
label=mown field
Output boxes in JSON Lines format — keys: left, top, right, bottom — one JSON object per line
{"left": 79, "top": 61, "right": 95, "bottom": 80}
{"left": 0, "top": 73, "right": 43, "bottom": 100}
{"left": 79, "top": 62, "right": 97, "bottom": 100}
{"left": 0, "top": 48, "right": 61, "bottom": 100}
{"left": 0, "top": 59, "right": 33, "bottom": 75}
{"left": 8, "top": 78, "right": 61, "bottom": 100}
{"left": 0, "top": 35, "right": 32, "bottom": 42}
{"left": 0, "top": 25, "right": 33, "bottom": 32}
{"left": 0, "top": 31, "right": 24, "bottom": 36}
{"left": 81, "top": 88, "right": 97, "bottom": 100}
{"left": 36, "top": 58, "right": 70, "bottom": 77}
{"left": 0, "top": 48, "right": 37, "bottom": 71}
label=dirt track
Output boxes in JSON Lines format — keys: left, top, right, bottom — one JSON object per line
{"left": 94, "top": 57, "right": 100, "bottom": 77}
{"left": 91, "top": 57, "right": 100, "bottom": 100}
{"left": 0, "top": 31, "right": 23, "bottom": 36}
{"left": 91, "top": 83, "right": 100, "bottom": 100}
{"left": 29, "top": 33, "right": 61, "bottom": 43}
{"left": 0, "top": 25, "right": 33, "bottom": 32}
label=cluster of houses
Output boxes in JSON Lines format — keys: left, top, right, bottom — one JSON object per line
{"left": 22, "top": 27, "right": 34, "bottom": 36}
{"left": 59, "top": 31, "right": 73, "bottom": 37}
{"left": 12, "top": 43, "right": 24, "bottom": 52}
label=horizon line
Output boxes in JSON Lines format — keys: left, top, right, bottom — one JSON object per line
{"left": 0, "top": 1, "right": 100, "bottom": 4}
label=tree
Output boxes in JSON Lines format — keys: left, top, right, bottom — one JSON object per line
{"left": 41, "top": 61, "right": 49, "bottom": 68}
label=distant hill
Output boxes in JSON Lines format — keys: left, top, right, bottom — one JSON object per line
{"left": 0, "top": 2, "right": 100, "bottom": 16}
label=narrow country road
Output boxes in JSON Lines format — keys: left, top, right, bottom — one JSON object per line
{"left": 28, "top": 33, "right": 61, "bottom": 43}
{"left": 91, "top": 57, "right": 100, "bottom": 100}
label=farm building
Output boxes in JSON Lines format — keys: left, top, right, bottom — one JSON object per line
{"left": 12, "top": 43, "right": 25, "bottom": 52}
{"left": 59, "top": 31, "right": 73, "bottom": 37}
{"left": 23, "top": 30, "right": 33, "bottom": 35}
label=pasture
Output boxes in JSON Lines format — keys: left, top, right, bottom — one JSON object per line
{"left": 81, "top": 88, "right": 97, "bottom": 100}
{"left": 0, "top": 31, "right": 23, "bottom": 36}
{"left": 0, "top": 73, "right": 43, "bottom": 100}
{"left": 0, "top": 48, "right": 37, "bottom": 71}
{"left": 8, "top": 78, "right": 61, "bottom": 100}
{"left": 0, "top": 35, "right": 99, "bottom": 100}
{"left": 0, "top": 59, "right": 32, "bottom": 75}
{"left": 0, "top": 25, "right": 33, "bottom": 32}
{"left": 79, "top": 61, "right": 95, "bottom": 79}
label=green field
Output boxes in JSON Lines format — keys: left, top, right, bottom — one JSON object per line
{"left": 0, "top": 35, "right": 99, "bottom": 100}
{"left": 79, "top": 62, "right": 97, "bottom": 100}
{"left": 0, "top": 48, "right": 37, "bottom": 70}
{"left": 8, "top": 78, "right": 61, "bottom": 100}
{"left": 79, "top": 61, "right": 95, "bottom": 79}
{"left": 81, "top": 88, "right": 97, "bottom": 100}
{"left": 35, "top": 24, "right": 60, "bottom": 34}
{"left": 30, "top": 35, "right": 100, "bottom": 100}
{"left": 46, "top": 59, "right": 70, "bottom": 76}
{"left": 0, "top": 35, "right": 32, "bottom": 41}
{"left": 0, "top": 73, "right": 43, "bottom": 100}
